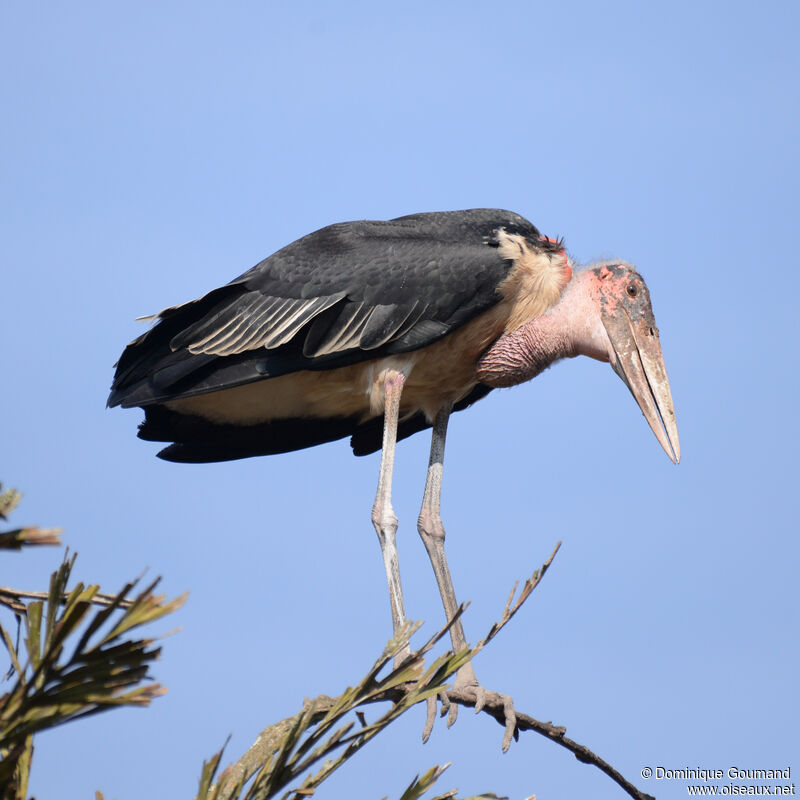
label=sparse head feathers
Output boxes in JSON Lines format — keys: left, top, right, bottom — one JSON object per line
{"left": 573, "top": 260, "right": 646, "bottom": 314}
{"left": 554, "top": 260, "right": 638, "bottom": 303}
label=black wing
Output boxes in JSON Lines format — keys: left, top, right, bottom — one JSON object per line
{"left": 109, "top": 209, "right": 554, "bottom": 409}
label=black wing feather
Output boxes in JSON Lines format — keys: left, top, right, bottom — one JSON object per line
{"left": 109, "top": 209, "right": 552, "bottom": 409}
{"left": 358, "top": 303, "right": 416, "bottom": 349}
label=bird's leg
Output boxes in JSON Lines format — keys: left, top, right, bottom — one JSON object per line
{"left": 371, "top": 371, "right": 409, "bottom": 665}
{"left": 417, "top": 406, "right": 470, "bottom": 654}
{"left": 418, "top": 406, "right": 516, "bottom": 747}
{"left": 416, "top": 407, "right": 474, "bottom": 723}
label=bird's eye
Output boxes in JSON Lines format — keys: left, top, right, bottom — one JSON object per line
{"left": 626, "top": 283, "right": 639, "bottom": 298}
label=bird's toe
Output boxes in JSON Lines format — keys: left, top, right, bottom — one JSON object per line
{"left": 446, "top": 696, "right": 459, "bottom": 727}
{"left": 452, "top": 670, "right": 518, "bottom": 752}
{"left": 420, "top": 667, "right": 518, "bottom": 751}
{"left": 499, "top": 693, "right": 517, "bottom": 753}
{"left": 474, "top": 684, "right": 487, "bottom": 714}
{"left": 422, "top": 696, "right": 437, "bottom": 743}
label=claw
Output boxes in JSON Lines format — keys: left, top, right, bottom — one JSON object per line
{"left": 422, "top": 690, "right": 454, "bottom": 742}
{"left": 500, "top": 694, "right": 516, "bottom": 753}
{"left": 422, "top": 696, "right": 437, "bottom": 743}
{"left": 453, "top": 668, "right": 517, "bottom": 751}
{"left": 446, "top": 697, "right": 459, "bottom": 727}
{"left": 420, "top": 666, "right": 518, "bottom": 752}
{"left": 474, "top": 685, "right": 487, "bottom": 714}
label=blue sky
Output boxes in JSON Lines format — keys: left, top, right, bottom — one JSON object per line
{"left": 2, "top": 2, "right": 798, "bottom": 798}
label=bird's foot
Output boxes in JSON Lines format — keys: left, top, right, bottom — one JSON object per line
{"left": 421, "top": 667, "right": 517, "bottom": 751}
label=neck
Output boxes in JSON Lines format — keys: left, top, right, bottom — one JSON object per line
{"left": 476, "top": 270, "right": 608, "bottom": 388}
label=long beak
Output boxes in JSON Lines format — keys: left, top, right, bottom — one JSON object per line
{"left": 602, "top": 310, "right": 681, "bottom": 464}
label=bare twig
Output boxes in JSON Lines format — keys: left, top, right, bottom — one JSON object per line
{"left": 435, "top": 688, "right": 654, "bottom": 800}
{"left": 0, "top": 586, "right": 133, "bottom": 615}
{"left": 474, "top": 541, "right": 561, "bottom": 656}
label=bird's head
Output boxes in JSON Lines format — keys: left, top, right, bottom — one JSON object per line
{"left": 478, "top": 258, "right": 680, "bottom": 464}
{"left": 577, "top": 262, "right": 680, "bottom": 464}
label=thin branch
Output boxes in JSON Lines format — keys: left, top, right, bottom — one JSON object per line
{"left": 434, "top": 688, "right": 654, "bottom": 800}
{"left": 0, "top": 587, "right": 133, "bottom": 616}
{"left": 474, "top": 541, "right": 561, "bottom": 656}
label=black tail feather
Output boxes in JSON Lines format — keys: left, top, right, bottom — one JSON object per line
{"left": 136, "top": 383, "right": 494, "bottom": 463}
{"left": 140, "top": 405, "right": 360, "bottom": 463}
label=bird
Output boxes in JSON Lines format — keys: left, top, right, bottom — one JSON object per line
{"left": 109, "top": 208, "right": 680, "bottom": 744}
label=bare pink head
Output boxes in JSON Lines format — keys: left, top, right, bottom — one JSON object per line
{"left": 477, "top": 261, "right": 680, "bottom": 463}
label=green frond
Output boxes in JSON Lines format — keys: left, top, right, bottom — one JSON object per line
{"left": 204, "top": 617, "right": 478, "bottom": 800}
{"left": 396, "top": 764, "right": 451, "bottom": 800}
{"left": 0, "top": 551, "right": 184, "bottom": 795}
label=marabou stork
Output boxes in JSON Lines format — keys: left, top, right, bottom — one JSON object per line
{"left": 109, "top": 209, "right": 679, "bottom": 743}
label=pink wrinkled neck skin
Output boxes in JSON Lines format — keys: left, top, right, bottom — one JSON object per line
{"left": 476, "top": 270, "right": 614, "bottom": 388}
